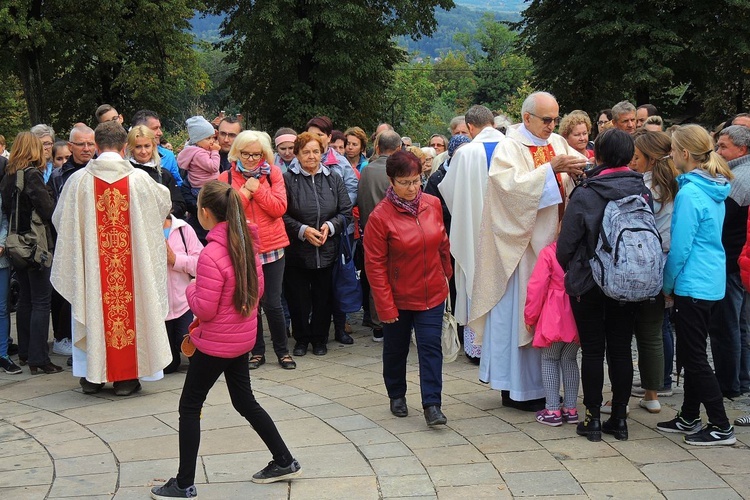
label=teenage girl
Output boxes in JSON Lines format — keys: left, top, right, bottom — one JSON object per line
{"left": 151, "top": 180, "right": 301, "bottom": 499}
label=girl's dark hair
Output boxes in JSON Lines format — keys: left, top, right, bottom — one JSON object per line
{"left": 305, "top": 116, "right": 333, "bottom": 135}
{"left": 198, "top": 180, "right": 259, "bottom": 316}
{"left": 599, "top": 108, "right": 613, "bottom": 121}
{"left": 594, "top": 128, "right": 634, "bottom": 168}
{"left": 386, "top": 150, "right": 421, "bottom": 179}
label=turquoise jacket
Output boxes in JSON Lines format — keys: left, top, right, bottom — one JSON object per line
{"left": 664, "top": 170, "right": 730, "bottom": 300}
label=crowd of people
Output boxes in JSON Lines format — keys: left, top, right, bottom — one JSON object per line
{"left": 1, "top": 92, "right": 750, "bottom": 495}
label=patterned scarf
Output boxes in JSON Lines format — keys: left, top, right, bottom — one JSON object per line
{"left": 385, "top": 186, "right": 422, "bottom": 217}
{"left": 237, "top": 159, "right": 271, "bottom": 179}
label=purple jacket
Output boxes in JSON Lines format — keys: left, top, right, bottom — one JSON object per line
{"left": 186, "top": 221, "right": 265, "bottom": 358}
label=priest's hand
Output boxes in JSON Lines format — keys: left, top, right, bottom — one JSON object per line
{"left": 550, "top": 155, "right": 586, "bottom": 176}
{"left": 166, "top": 243, "right": 176, "bottom": 266}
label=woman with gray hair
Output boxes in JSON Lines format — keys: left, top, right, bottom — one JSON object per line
{"left": 30, "top": 124, "right": 55, "bottom": 184}
{"left": 218, "top": 131, "right": 295, "bottom": 369}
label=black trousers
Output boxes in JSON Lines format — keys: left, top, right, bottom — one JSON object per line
{"left": 570, "top": 287, "right": 638, "bottom": 413}
{"left": 674, "top": 295, "right": 730, "bottom": 428}
{"left": 252, "top": 257, "right": 290, "bottom": 358}
{"left": 176, "top": 349, "right": 293, "bottom": 487}
{"left": 283, "top": 265, "right": 333, "bottom": 347}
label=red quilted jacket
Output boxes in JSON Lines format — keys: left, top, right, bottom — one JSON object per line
{"left": 186, "top": 222, "right": 265, "bottom": 358}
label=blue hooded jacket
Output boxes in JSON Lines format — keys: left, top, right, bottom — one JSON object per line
{"left": 663, "top": 169, "right": 730, "bottom": 300}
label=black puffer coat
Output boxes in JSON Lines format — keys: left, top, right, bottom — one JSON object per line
{"left": 283, "top": 164, "right": 352, "bottom": 269}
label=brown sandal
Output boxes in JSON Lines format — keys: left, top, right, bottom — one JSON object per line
{"left": 278, "top": 355, "right": 296, "bottom": 370}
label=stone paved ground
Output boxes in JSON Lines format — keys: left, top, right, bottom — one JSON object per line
{"left": 2, "top": 313, "right": 750, "bottom": 499}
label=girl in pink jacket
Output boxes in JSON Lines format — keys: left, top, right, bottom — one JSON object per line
{"left": 524, "top": 240, "right": 580, "bottom": 428}
{"left": 151, "top": 181, "right": 300, "bottom": 500}
{"left": 163, "top": 215, "right": 203, "bottom": 374}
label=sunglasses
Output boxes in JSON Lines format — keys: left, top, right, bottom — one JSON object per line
{"left": 529, "top": 113, "right": 561, "bottom": 126}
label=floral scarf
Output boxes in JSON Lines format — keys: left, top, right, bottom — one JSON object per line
{"left": 385, "top": 186, "right": 422, "bottom": 217}
{"left": 237, "top": 159, "right": 271, "bottom": 179}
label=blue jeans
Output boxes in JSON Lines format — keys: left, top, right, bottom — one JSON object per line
{"left": 0, "top": 267, "right": 9, "bottom": 357}
{"left": 382, "top": 303, "right": 443, "bottom": 407}
{"left": 708, "top": 272, "right": 748, "bottom": 395}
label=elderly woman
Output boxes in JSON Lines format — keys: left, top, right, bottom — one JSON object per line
{"left": 218, "top": 130, "right": 295, "bottom": 369}
{"left": 0, "top": 132, "right": 60, "bottom": 374}
{"left": 365, "top": 151, "right": 452, "bottom": 427}
{"left": 283, "top": 132, "right": 352, "bottom": 356}
{"left": 30, "top": 124, "right": 55, "bottom": 183}
{"left": 559, "top": 111, "right": 594, "bottom": 159}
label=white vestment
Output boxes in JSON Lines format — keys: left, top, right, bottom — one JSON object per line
{"left": 473, "top": 125, "right": 583, "bottom": 398}
{"left": 51, "top": 154, "right": 172, "bottom": 383}
{"left": 438, "top": 127, "right": 505, "bottom": 326}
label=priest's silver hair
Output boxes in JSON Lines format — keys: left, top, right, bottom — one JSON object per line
{"left": 521, "top": 92, "right": 557, "bottom": 116}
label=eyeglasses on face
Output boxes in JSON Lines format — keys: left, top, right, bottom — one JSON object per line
{"left": 42, "top": 141, "right": 54, "bottom": 147}
{"left": 529, "top": 113, "right": 561, "bottom": 126}
{"left": 219, "top": 132, "right": 238, "bottom": 139}
{"left": 70, "top": 142, "right": 95, "bottom": 148}
{"left": 429, "top": 142, "right": 443, "bottom": 148}
{"left": 394, "top": 179, "right": 421, "bottom": 187}
{"left": 597, "top": 120, "right": 609, "bottom": 125}
{"left": 240, "top": 152, "right": 263, "bottom": 161}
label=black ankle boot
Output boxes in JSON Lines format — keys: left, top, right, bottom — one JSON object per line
{"left": 576, "top": 409, "right": 601, "bottom": 442}
{"left": 602, "top": 404, "right": 628, "bottom": 440}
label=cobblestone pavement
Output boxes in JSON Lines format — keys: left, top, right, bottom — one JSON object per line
{"left": 1, "top": 313, "right": 750, "bottom": 499}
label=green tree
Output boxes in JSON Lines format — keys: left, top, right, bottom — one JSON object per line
{"left": 1, "top": 0, "right": 208, "bottom": 131}
{"left": 430, "top": 51, "right": 477, "bottom": 113}
{"left": 206, "top": 0, "right": 454, "bottom": 132}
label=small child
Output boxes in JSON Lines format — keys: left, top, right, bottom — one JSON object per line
{"left": 524, "top": 239, "right": 580, "bottom": 427}
{"left": 150, "top": 181, "right": 300, "bottom": 500}
{"left": 163, "top": 214, "right": 203, "bottom": 374}
{"left": 177, "top": 115, "right": 220, "bottom": 197}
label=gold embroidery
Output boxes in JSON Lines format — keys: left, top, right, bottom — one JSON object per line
{"left": 97, "top": 187, "right": 135, "bottom": 350}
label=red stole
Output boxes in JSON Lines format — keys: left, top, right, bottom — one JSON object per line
{"left": 528, "top": 144, "right": 565, "bottom": 221}
{"left": 95, "top": 176, "right": 138, "bottom": 382}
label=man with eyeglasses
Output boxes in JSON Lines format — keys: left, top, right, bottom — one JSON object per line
{"left": 438, "top": 105, "right": 505, "bottom": 364}
{"left": 428, "top": 134, "right": 447, "bottom": 154}
{"left": 470, "top": 91, "right": 586, "bottom": 412}
{"left": 50, "top": 124, "right": 96, "bottom": 197}
{"left": 217, "top": 116, "right": 243, "bottom": 173}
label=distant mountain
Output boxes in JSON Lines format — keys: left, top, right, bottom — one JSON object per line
{"left": 191, "top": 1, "right": 525, "bottom": 57}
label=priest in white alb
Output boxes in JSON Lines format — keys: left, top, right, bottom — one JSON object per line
{"left": 438, "top": 105, "right": 505, "bottom": 362}
{"left": 470, "top": 92, "right": 586, "bottom": 411}
{"left": 51, "top": 120, "right": 173, "bottom": 396}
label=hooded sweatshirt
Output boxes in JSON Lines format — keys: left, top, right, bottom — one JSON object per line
{"left": 663, "top": 170, "right": 730, "bottom": 300}
{"left": 557, "top": 165, "right": 652, "bottom": 297}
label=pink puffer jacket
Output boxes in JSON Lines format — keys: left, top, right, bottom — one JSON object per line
{"left": 186, "top": 221, "right": 265, "bottom": 358}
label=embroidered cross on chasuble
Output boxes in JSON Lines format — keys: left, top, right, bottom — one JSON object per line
{"left": 95, "top": 176, "right": 139, "bottom": 382}
{"left": 528, "top": 144, "right": 565, "bottom": 221}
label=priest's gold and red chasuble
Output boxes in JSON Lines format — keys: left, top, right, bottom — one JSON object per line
{"left": 528, "top": 145, "right": 565, "bottom": 220}
{"left": 94, "top": 176, "right": 138, "bottom": 382}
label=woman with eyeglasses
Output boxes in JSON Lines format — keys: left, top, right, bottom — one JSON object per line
{"left": 218, "top": 131, "right": 295, "bottom": 370}
{"left": 594, "top": 109, "right": 613, "bottom": 139}
{"left": 364, "top": 151, "right": 452, "bottom": 427}
{"left": 30, "top": 124, "right": 55, "bottom": 184}
{"left": 282, "top": 132, "right": 352, "bottom": 357}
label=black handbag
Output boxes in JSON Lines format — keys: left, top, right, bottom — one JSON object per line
{"left": 6, "top": 168, "right": 53, "bottom": 270}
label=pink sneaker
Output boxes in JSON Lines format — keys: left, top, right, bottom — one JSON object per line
{"left": 536, "top": 409, "right": 563, "bottom": 427}
{"left": 562, "top": 408, "right": 578, "bottom": 424}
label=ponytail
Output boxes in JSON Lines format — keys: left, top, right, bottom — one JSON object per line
{"left": 672, "top": 124, "right": 734, "bottom": 181}
{"left": 197, "top": 180, "right": 259, "bottom": 316}
{"left": 635, "top": 131, "right": 679, "bottom": 208}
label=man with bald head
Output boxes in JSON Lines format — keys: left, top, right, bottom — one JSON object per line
{"left": 470, "top": 91, "right": 586, "bottom": 411}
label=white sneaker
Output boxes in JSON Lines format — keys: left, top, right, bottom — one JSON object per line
{"left": 53, "top": 338, "right": 73, "bottom": 356}
{"left": 638, "top": 398, "right": 661, "bottom": 413}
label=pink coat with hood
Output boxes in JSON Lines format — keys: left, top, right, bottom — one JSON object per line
{"left": 165, "top": 215, "right": 203, "bottom": 320}
{"left": 524, "top": 242, "right": 579, "bottom": 348}
{"left": 178, "top": 145, "right": 220, "bottom": 188}
{"left": 186, "top": 221, "right": 265, "bottom": 358}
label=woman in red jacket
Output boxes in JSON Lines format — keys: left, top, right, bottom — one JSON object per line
{"left": 364, "top": 151, "right": 452, "bottom": 427}
{"left": 219, "top": 131, "right": 295, "bottom": 370}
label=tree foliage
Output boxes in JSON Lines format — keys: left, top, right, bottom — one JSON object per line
{"left": 206, "top": 0, "right": 454, "bottom": 132}
{"left": 516, "top": 0, "right": 750, "bottom": 123}
{"left": 1, "top": 0, "right": 208, "bottom": 131}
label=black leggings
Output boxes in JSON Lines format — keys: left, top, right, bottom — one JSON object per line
{"left": 176, "top": 349, "right": 293, "bottom": 487}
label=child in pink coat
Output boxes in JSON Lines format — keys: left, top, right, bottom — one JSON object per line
{"left": 177, "top": 115, "right": 221, "bottom": 197}
{"left": 524, "top": 240, "right": 580, "bottom": 427}
{"left": 151, "top": 181, "right": 300, "bottom": 500}
{"left": 163, "top": 215, "right": 203, "bottom": 373}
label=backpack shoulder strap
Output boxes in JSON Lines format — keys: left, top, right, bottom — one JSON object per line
{"left": 178, "top": 225, "right": 188, "bottom": 252}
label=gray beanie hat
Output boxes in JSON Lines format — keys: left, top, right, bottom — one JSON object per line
{"left": 186, "top": 116, "right": 215, "bottom": 145}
